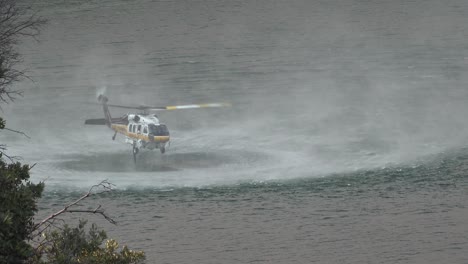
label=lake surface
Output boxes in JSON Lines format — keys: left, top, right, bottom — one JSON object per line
{"left": 3, "top": 0, "right": 468, "bottom": 262}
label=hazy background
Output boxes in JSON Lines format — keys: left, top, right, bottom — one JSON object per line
{"left": 2, "top": 0, "right": 467, "bottom": 188}
{"left": 2, "top": 1, "right": 468, "bottom": 263}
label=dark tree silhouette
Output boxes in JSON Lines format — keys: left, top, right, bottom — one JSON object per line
{"left": 0, "top": 0, "right": 45, "bottom": 102}
{"left": 0, "top": 0, "right": 45, "bottom": 161}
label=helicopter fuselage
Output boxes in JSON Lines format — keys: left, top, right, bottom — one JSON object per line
{"left": 111, "top": 114, "right": 170, "bottom": 151}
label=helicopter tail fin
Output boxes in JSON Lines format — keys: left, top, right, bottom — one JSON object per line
{"left": 97, "top": 94, "right": 112, "bottom": 127}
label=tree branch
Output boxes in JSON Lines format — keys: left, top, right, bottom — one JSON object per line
{"left": 4, "top": 126, "right": 30, "bottom": 138}
{"left": 65, "top": 208, "right": 117, "bottom": 225}
{"left": 33, "top": 180, "right": 117, "bottom": 232}
{"left": 0, "top": 143, "right": 19, "bottom": 162}
{"left": 0, "top": 0, "right": 45, "bottom": 104}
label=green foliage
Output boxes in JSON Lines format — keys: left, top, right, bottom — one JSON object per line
{"left": 40, "top": 220, "right": 145, "bottom": 264}
{"left": 0, "top": 159, "right": 44, "bottom": 264}
{"left": 0, "top": 159, "right": 146, "bottom": 264}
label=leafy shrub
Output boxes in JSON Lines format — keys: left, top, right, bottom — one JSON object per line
{"left": 39, "top": 220, "right": 145, "bottom": 264}
{"left": 0, "top": 160, "right": 44, "bottom": 264}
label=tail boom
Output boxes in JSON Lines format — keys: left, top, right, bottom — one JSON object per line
{"left": 98, "top": 94, "right": 112, "bottom": 127}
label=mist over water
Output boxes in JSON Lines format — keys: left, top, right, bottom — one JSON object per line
{"left": 2, "top": 0, "right": 468, "bottom": 263}
{"left": 4, "top": 0, "right": 468, "bottom": 189}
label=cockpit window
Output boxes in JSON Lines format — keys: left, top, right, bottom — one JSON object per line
{"left": 148, "top": 124, "right": 169, "bottom": 136}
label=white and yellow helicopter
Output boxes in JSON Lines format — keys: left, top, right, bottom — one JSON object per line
{"left": 85, "top": 94, "right": 230, "bottom": 163}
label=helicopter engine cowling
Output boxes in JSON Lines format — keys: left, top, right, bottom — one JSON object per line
{"left": 128, "top": 114, "right": 140, "bottom": 122}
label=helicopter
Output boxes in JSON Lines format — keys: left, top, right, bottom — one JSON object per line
{"left": 85, "top": 94, "right": 230, "bottom": 163}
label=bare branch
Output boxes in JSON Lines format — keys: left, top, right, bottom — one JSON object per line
{"left": 0, "top": 0, "right": 46, "bottom": 104}
{"left": 4, "top": 126, "right": 30, "bottom": 138}
{"left": 65, "top": 209, "right": 117, "bottom": 225}
{"left": 33, "top": 180, "right": 117, "bottom": 232}
{"left": 0, "top": 143, "right": 19, "bottom": 162}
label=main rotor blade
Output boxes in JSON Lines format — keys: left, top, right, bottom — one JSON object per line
{"left": 105, "top": 104, "right": 151, "bottom": 110}
{"left": 105, "top": 103, "right": 231, "bottom": 111}
{"left": 83, "top": 102, "right": 147, "bottom": 110}
{"left": 149, "top": 103, "right": 231, "bottom": 111}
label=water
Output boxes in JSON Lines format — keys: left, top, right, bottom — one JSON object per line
{"left": 3, "top": 0, "right": 468, "bottom": 262}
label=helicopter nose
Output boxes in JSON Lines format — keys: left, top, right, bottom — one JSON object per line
{"left": 149, "top": 135, "right": 170, "bottom": 143}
